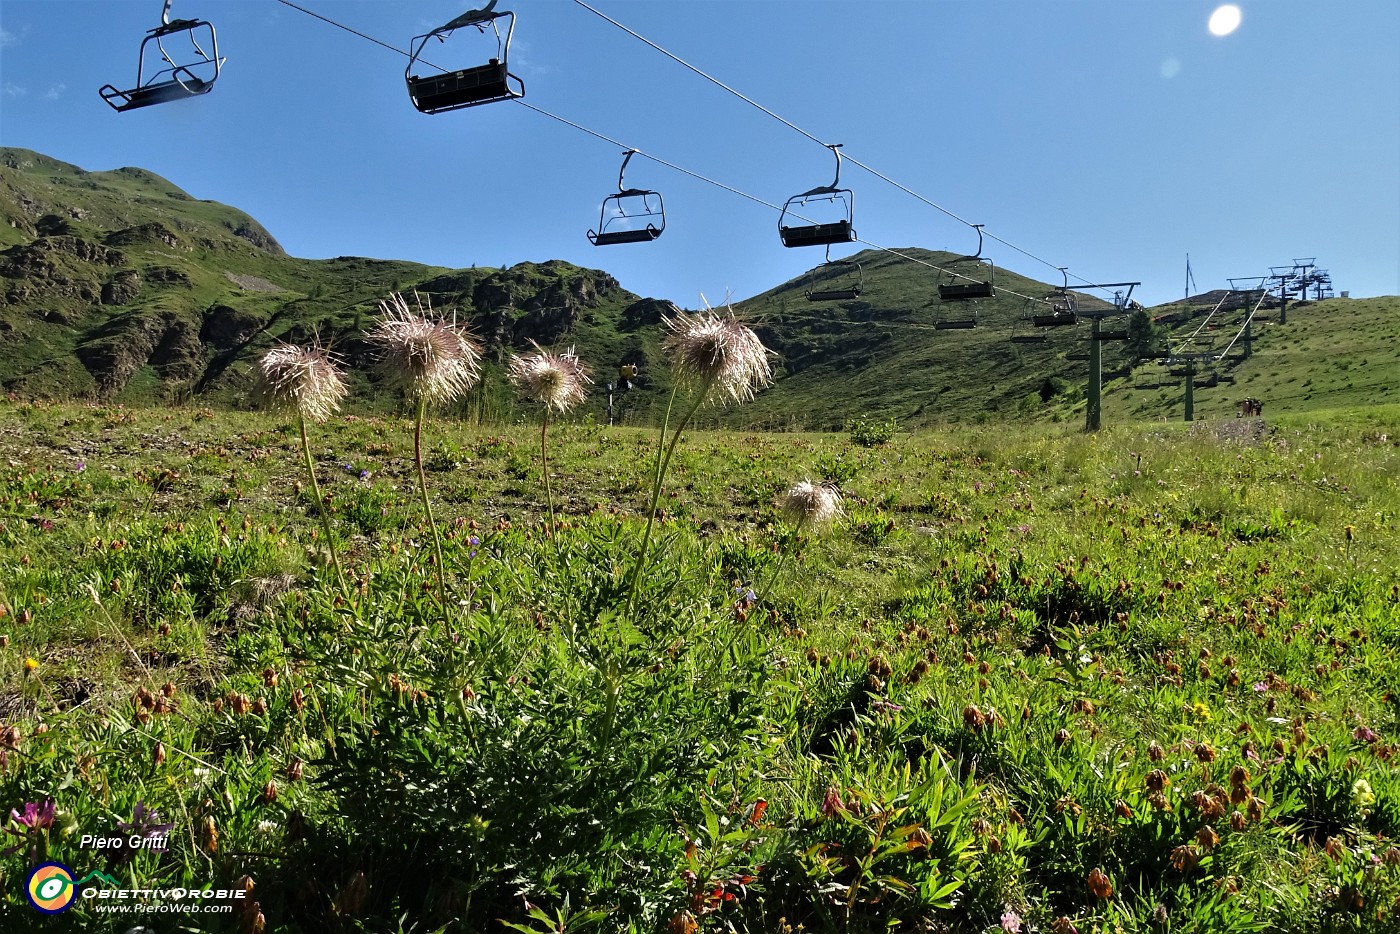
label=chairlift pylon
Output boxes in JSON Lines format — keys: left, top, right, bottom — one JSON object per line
{"left": 805, "top": 245, "right": 862, "bottom": 302}
{"left": 587, "top": 150, "right": 665, "bottom": 246}
{"left": 778, "top": 144, "right": 856, "bottom": 248}
{"left": 99, "top": 0, "right": 224, "bottom": 112}
{"left": 937, "top": 225, "right": 995, "bottom": 301}
{"left": 406, "top": 2, "right": 524, "bottom": 114}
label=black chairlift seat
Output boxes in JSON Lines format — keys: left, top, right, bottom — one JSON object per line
{"left": 808, "top": 285, "right": 861, "bottom": 301}
{"left": 1010, "top": 334, "right": 1048, "bottom": 344}
{"left": 406, "top": 5, "right": 523, "bottom": 114}
{"left": 937, "top": 224, "right": 995, "bottom": 301}
{"left": 779, "top": 143, "right": 856, "bottom": 249}
{"left": 99, "top": 4, "right": 223, "bottom": 113}
{"left": 935, "top": 319, "right": 977, "bottom": 330}
{"left": 780, "top": 219, "right": 854, "bottom": 248}
{"left": 938, "top": 280, "right": 994, "bottom": 301}
{"left": 588, "top": 151, "right": 665, "bottom": 246}
{"left": 589, "top": 224, "right": 662, "bottom": 246}
{"left": 409, "top": 60, "right": 518, "bottom": 113}
{"left": 1033, "top": 312, "right": 1078, "bottom": 327}
{"left": 805, "top": 254, "right": 862, "bottom": 302}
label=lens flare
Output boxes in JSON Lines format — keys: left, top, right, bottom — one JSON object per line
{"left": 1209, "top": 5, "right": 1242, "bottom": 37}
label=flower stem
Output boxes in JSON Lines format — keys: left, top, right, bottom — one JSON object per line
{"left": 625, "top": 381, "right": 710, "bottom": 618}
{"left": 541, "top": 409, "right": 556, "bottom": 540}
{"left": 299, "top": 414, "right": 349, "bottom": 601}
{"left": 414, "top": 397, "right": 453, "bottom": 636}
{"left": 755, "top": 515, "right": 806, "bottom": 608}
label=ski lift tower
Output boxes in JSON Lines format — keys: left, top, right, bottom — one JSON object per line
{"left": 1063, "top": 281, "right": 1139, "bottom": 431}
{"left": 1269, "top": 266, "right": 1296, "bottom": 325}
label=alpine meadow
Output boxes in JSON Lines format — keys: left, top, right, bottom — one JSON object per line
{"left": 1, "top": 1, "right": 1399, "bottom": 930}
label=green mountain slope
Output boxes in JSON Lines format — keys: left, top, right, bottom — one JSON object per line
{"left": 3, "top": 147, "right": 1394, "bottom": 429}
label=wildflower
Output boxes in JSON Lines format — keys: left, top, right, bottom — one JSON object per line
{"left": 9, "top": 798, "right": 56, "bottom": 830}
{"left": 117, "top": 801, "right": 173, "bottom": 840}
{"left": 820, "top": 785, "right": 846, "bottom": 818}
{"left": 1001, "top": 910, "right": 1023, "bottom": 933}
{"left": 367, "top": 292, "right": 481, "bottom": 406}
{"left": 661, "top": 307, "right": 772, "bottom": 405}
{"left": 779, "top": 480, "right": 843, "bottom": 529}
{"left": 1087, "top": 867, "right": 1113, "bottom": 899}
{"left": 508, "top": 343, "right": 591, "bottom": 413}
{"left": 24, "top": 658, "right": 38, "bottom": 672}
{"left": 254, "top": 344, "right": 347, "bottom": 423}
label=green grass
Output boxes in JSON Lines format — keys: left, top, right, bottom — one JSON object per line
{"left": 2, "top": 398, "right": 1399, "bottom": 932}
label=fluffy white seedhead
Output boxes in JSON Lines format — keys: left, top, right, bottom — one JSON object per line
{"left": 254, "top": 343, "right": 348, "bottom": 423}
{"left": 780, "top": 479, "right": 843, "bottom": 529}
{"left": 661, "top": 305, "right": 772, "bottom": 405}
{"left": 508, "top": 343, "right": 591, "bottom": 414}
{"left": 366, "top": 291, "right": 482, "bottom": 406}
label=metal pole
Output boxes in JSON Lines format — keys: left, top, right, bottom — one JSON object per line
{"left": 1184, "top": 365, "right": 1195, "bottom": 422}
{"left": 1243, "top": 317, "right": 1252, "bottom": 359}
{"left": 606, "top": 383, "right": 614, "bottom": 426}
{"left": 1086, "top": 317, "right": 1102, "bottom": 431}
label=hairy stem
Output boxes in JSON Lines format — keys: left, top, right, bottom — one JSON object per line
{"left": 300, "top": 415, "right": 349, "bottom": 600}
{"left": 414, "top": 396, "right": 454, "bottom": 637}
{"left": 625, "top": 381, "right": 711, "bottom": 618}
{"left": 541, "top": 410, "right": 556, "bottom": 540}
{"left": 755, "top": 515, "right": 806, "bottom": 607}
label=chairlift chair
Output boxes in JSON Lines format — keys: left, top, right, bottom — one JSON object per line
{"left": 99, "top": 0, "right": 223, "bottom": 112}
{"left": 779, "top": 144, "right": 856, "bottom": 248}
{"left": 588, "top": 150, "right": 665, "bottom": 246}
{"left": 1009, "top": 300, "right": 1048, "bottom": 344}
{"left": 805, "top": 247, "right": 862, "bottom": 301}
{"left": 406, "top": 2, "right": 523, "bottom": 114}
{"left": 937, "top": 225, "right": 995, "bottom": 301}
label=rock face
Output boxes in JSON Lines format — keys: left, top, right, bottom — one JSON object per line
{"left": 200, "top": 305, "right": 265, "bottom": 350}
{"left": 102, "top": 270, "right": 142, "bottom": 306}
{"left": 76, "top": 310, "right": 203, "bottom": 394}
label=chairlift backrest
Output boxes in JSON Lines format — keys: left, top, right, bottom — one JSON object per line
{"left": 99, "top": 0, "right": 224, "bottom": 112}
{"left": 406, "top": 7, "right": 523, "bottom": 114}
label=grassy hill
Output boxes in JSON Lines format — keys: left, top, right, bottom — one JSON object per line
{"left": 3, "top": 147, "right": 1395, "bottom": 430}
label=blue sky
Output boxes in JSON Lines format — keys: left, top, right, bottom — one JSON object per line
{"left": 2, "top": 0, "right": 1396, "bottom": 309}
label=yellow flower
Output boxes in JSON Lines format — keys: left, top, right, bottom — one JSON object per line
{"left": 24, "top": 657, "right": 39, "bottom": 672}
{"left": 1191, "top": 702, "right": 1212, "bottom": 722}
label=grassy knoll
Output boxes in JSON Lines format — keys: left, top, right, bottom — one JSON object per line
{"left": 1, "top": 398, "right": 1399, "bottom": 932}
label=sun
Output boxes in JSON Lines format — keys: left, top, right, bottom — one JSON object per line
{"left": 1208, "top": 4, "right": 1242, "bottom": 37}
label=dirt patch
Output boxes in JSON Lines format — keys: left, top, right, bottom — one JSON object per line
{"left": 224, "top": 271, "right": 282, "bottom": 293}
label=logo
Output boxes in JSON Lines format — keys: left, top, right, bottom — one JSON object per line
{"left": 26, "top": 862, "right": 77, "bottom": 913}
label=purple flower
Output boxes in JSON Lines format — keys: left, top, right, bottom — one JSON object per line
{"left": 358, "top": 469, "right": 371, "bottom": 480}
{"left": 1252, "top": 682, "right": 1269, "bottom": 692}
{"left": 1001, "top": 910, "right": 1023, "bottom": 933}
{"left": 1354, "top": 726, "right": 1379, "bottom": 744}
{"left": 116, "top": 800, "right": 174, "bottom": 838}
{"left": 75, "top": 461, "right": 86, "bottom": 472}
{"left": 9, "top": 798, "right": 55, "bottom": 831}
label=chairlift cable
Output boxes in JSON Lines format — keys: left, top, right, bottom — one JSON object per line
{"left": 272, "top": 0, "right": 429, "bottom": 64}
{"left": 263, "top": 1, "right": 1051, "bottom": 306}
{"left": 568, "top": 0, "right": 1117, "bottom": 299}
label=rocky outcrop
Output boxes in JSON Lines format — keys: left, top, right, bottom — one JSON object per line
{"left": 106, "top": 222, "right": 184, "bottom": 251}
{"left": 102, "top": 270, "right": 142, "bottom": 305}
{"left": 76, "top": 310, "right": 205, "bottom": 396}
{"left": 224, "top": 219, "right": 285, "bottom": 255}
{"left": 200, "top": 304, "right": 265, "bottom": 350}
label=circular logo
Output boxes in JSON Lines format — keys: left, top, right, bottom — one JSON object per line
{"left": 26, "top": 862, "right": 77, "bottom": 913}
